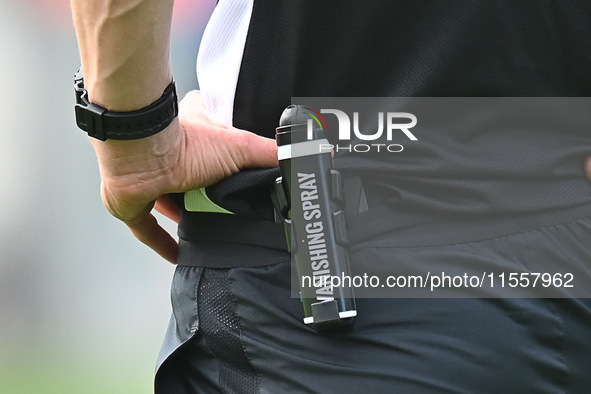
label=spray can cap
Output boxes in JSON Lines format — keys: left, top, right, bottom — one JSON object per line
{"left": 279, "top": 105, "right": 309, "bottom": 127}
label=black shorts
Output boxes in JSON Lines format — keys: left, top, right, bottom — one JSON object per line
{"left": 154, "top": 208, "right": 591, "bottom": 393}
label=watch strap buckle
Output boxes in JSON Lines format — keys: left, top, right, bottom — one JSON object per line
{"left": 75, "top": 102, "right": 107, "bottom": 141}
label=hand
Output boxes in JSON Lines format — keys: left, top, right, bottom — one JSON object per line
{"left": 586, "top": 157, "right": 591, "bottom": 185}
{"left": 91, "top": 90, "right": 278, "bottom": 263}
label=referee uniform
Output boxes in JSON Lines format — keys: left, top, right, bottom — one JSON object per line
{"left": 155, "top": 1, "right": 591, "bottom": 393}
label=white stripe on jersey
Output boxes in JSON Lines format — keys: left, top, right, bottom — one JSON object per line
{"left": 196, "top": 0, "right": 254, "bottom": 126}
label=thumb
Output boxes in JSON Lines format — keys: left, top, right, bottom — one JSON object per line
{"left": 585, "top": 156, "right": 591, "bottom": 181}
{"left": 233, "top": 131, "right": 279, "bottom": 169}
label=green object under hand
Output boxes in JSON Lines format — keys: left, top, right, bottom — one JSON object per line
{"left": 184, "top": 188, "right": 233, "bottom": 214}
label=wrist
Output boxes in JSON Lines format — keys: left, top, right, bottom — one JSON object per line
{"left": 84, "top": 67, "right": 173, "bottom": 112}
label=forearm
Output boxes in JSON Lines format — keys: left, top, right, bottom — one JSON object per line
{"left": 71, "top": 0, "right": 179, "bottom": 183}
{"left": 71, "top": 0, "right": 174, "bottom": 111}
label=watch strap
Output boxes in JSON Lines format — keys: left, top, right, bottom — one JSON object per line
{"left": 74, "top": 69, "right": 178, "bottom": 141}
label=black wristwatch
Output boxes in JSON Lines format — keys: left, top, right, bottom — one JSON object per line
{"left": 74, "top": 68, "right": 178, "bottom": 141}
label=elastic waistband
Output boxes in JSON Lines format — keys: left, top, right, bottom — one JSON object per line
{"left": 346, "top": 202, "right": 591, "bottom": 250}
{"left": 176, "top": 202, "right": 591, "bottom": 268}
{"left": 177, "top": 212, "right": 288, "bottom": 268}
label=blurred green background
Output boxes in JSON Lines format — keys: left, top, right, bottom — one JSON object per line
{"left": 0, "top": 1, "right": 214, "bottom": 392}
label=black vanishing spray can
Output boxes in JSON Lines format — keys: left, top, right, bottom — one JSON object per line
{"left": 273, "top": 105, "right": 356, "bottom": 330}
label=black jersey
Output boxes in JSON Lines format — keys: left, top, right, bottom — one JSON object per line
{"left": 161, "top": 4, "right": 591, "bottom": 390}
{"left": 223, "top": 0, "right": 591, "bottom": 222}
